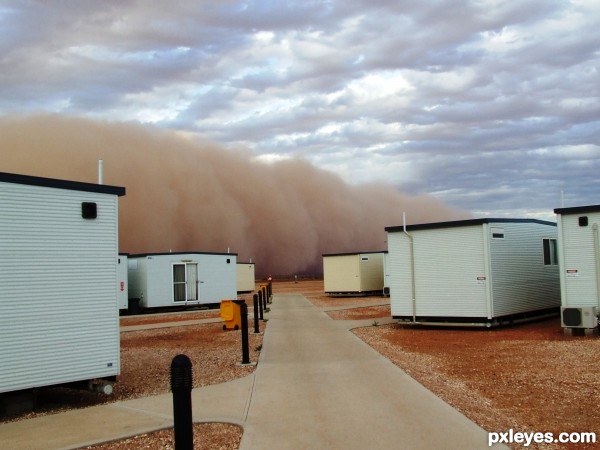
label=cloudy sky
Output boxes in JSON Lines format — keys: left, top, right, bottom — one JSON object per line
{"left": 1, "top": 0, "right": 598, "bottom": 220}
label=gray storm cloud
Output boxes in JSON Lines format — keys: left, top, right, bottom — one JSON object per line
{"left": 0, "top": 115, "right": 469, "bottom": 276}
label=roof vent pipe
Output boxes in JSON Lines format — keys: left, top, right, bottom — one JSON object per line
{"left": 98, "top": 160, "right": 104, "bottom": 185}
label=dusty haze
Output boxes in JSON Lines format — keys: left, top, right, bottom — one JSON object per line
{"left": 0, "top": 115, "right": 469, "bottom": 276}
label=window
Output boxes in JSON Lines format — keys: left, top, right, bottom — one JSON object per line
{"left": 173, "top": 263, "right": 199, "bottom": 302}
{"left": 543, "top": 239, "right": 558, "bottom": 265}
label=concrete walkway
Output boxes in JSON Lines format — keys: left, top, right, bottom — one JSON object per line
{"left": 0, "top": 294, "right": 505, "bottom": 449}
{"left": 238, "top": 294, "right": 498, "bottom": 449}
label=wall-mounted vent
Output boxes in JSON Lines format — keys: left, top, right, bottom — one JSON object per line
{"left": 491, "top": 227, "right": 504, "bottom": 239}
{"left": 82, "top": 202, "right": 97, "bottom": 219}
{"left": 561, "top": 307, "right": 598, "bottom": 328}
{"left": 578, "top": 216, "right": 588, "bottom": 227}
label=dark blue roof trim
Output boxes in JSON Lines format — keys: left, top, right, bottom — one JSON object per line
{"left": 322, "top": 251, "right": 387, "bottom": 257}
{"left": 554, "top": 205, "right": 600, "bottom": 214}
{"left": 130, "top": 251, "right": 238, "bottom": 257}
{"left": 385, "top": 218, "right": 556, "bottom": 233}
{"left": 0, "top": 172, "right": 125, "bottom": 196}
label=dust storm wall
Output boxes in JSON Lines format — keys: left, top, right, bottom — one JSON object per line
{"left": 0, "top": 115, "right": 469, "bottom": 276}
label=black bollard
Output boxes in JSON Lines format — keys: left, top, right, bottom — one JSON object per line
{"left": 236, "top": 300, "right": 250, "bottom": 365}
{"left": 253, "top": 293, "right": 260, "bottom": 333}
{"left": 170, "top": 354, "right": 193, "bottom": 450}
{"left": 268, "top": 281, "right": 272, "bottom": 303}
{"left": 258, "top": 290, "right": 264, "bottom": 320}
{"left": 262, "top": 286, "right": 267, "bottom": 310}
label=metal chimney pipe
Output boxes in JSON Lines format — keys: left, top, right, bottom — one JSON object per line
{"left": 98, "top": 160, "right": 104, "bottom": 185}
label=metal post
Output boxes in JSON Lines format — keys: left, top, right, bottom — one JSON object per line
{"left": 268, "top": 281, "right": 272, "bottom": 303}
{"left": 258, "top": 290, "right": 264, "bottom": 320}
{"left": 253, "top": 293, "right": 260, "bottom": 333}
{"left": 262, "top": 286, "right": 267, "bottom": 309}
{"left": 236, "top": 300, "right": 250, "bottom": 364}
{"left": 170, "top": 354, "right": 193, "bottom": 450}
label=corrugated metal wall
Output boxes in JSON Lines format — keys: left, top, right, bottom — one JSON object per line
{"left": 387, "top": 232, "right": 412, "bottom": 316}
{"left": 323, "top": 255, "right": 360, "bottom": 292}
{"left": 126, "top": 256, "right": 147, "bottom": 304}
{"left": 237, "top": 263, "right": 256, "bottom": 292}
{"left": 388, "top": 226, "right": 489, "bottom": 318}
{"left": 196, "top": 254, "right": 237, "bottom": 302}
{"left": 489, "top": 222, "right": 560, "bottom": 316}
{"left": 558, "top": 212, "right": 600, "bottom": 308}
{"left": 0, "top": 182, "right": 120, "bottom": 393}
{"left": 358, "top": 253, "right": 384, "bottom": 292}
{"left": 413, "top": 226, "right": 488, "bottom": 317}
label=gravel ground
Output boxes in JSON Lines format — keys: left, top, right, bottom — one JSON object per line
{"left": 3, "top": 280, "right": 599, "bottom": 450}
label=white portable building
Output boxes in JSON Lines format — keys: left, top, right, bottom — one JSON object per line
{"left": 0, "top": 172, "right": 125, "bottom": 394}
{"left": 127, "top": 252, "right": 237, "bottom": 310}
{"left": 554, "top": 205, "right": 600, "bottom": 329}
{"left": 237, "top": 262, "right": 256, "bottom": 293}
{"left": 385, "top": 218, "right": 560, "bottom": 326}
{"left": 323, "top": 252, "right": 385, "bottom": 295}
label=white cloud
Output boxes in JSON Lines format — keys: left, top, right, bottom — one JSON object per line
{"left": 0, "top": 0, "right": 598, "bottom": 218}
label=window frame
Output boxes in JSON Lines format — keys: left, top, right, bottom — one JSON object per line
{"left": 543, "top": 238, "right": 558, "bottom": 266}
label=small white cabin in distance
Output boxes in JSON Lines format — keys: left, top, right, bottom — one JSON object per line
{"left": 554, "top": 205, "right": 600, "bottom": 330}
{"left": 127, "top": 252, "right": 237, "bottom": 312}
{"left": 0, "top": 172, "right": 125, "bottom": 395}
{"left": 237, "top": 262, "right": 256, "bottom": 293}
{"left": 385, "top": 218, "right": 561, "bottom": 326}
{"left": 323, "top": 252, "right": 385, "bottom": 296}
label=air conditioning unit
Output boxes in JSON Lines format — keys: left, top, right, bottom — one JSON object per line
{"left": 561, "top": 307, "right": 598, "bottom": 328}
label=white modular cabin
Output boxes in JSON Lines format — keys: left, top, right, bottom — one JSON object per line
{"left": 323, "top": 252, "right": 385, "bottom": 295}
{"left": 0, "top": 172, "right": 125, "bottom": 394}
{"left": 128, "top": 252, "right": 237, "bottom": 310}
{"left": 554, "top": 205, "right": 600, "bottom": 329}
{"left": 385, "top": 218, "right": 560, "bottom": 326}
{"left": 237, "top": 262, "right": 256, "bottom": 293}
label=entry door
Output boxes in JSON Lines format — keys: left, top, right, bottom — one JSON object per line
{"left": 173, "top": 263, "right": 199, "bottom": 302}
{"left": 186, "top": 263, "right": 198, "bottom": 301}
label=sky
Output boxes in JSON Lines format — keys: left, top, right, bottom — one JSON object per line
{"left": 1, "top": 0, "right": 599, "bottom": 221}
